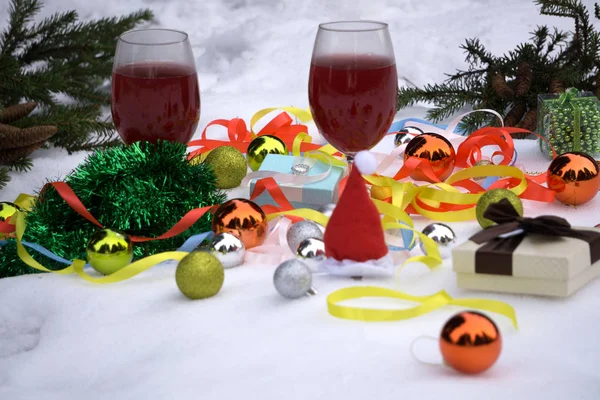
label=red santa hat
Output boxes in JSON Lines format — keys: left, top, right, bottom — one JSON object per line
{"left": 324, "top": 151, "right": 388, "bottom": 262}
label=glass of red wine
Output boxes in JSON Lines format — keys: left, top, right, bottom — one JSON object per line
{"left": 111, "top": 29, "right": 200, "bottom": 145}
{"left": 308, "top": 21, "right": 398, "bottom": 164}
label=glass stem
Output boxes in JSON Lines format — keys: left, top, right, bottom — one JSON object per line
{"left": 345, "top": 154, "right": 354, "bottom": 175}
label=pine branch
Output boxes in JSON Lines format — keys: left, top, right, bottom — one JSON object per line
{"left": 461, "top": 38, "right": 497, "bottom": 67}
{"left": 0, "top": 0, "right": 42, "bottom": 56}
{"left": 0, "top": 167, "right": 9, "bottom": 191}
{"left": 3, "top": 153, "right": 34, "bottom": 171}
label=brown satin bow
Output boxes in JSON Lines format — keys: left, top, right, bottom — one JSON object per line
{"left": 470, "top": 198, "right": 579, "bottom": 244}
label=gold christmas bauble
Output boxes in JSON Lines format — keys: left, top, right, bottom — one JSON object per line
{"left": 175, "top": 251, "right": 225, "bottom": 300}
{"left": 0, "top": 202, "right": 20, "bottom": 222}
{"left": 370, "top": 185, "right": 392, "bottom": 201}
{"left": 203, "top": 146, "right": 248, "bottom": 189}
{"left": 211, "top": 198, "right": 268, "bottom": 249}
{"left": 476, "top": 188, "right": 523, "bottom": 228}
{"left": 86, "top": 229, "right": 133, "bottom": 275}
{"left": 246, "top": 135, "right": 288, "bottom": 171}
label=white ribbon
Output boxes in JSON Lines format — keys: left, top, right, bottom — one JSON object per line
{"left": 375, "top": 109, "right": 505, "bottom": 176}
{"left": 241, "top": 151, "right": 333, "bottom": 188}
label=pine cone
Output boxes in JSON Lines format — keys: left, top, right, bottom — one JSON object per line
{"left": 491, "top": 72, "right": 514, "bottom": 100}
{"left": 549, "top": 78, "right": 565, "bottom": 94}
{"left": 0, "top": 125, "right": 57, "bottom": 149}
{"left": 0, "top": 141, "right": 45, "bottom": 165}
{"left": 0, "top": 102, "right": 37, "bottom": 124}
{"left": 504, "top": 103, "right": 527, "bottom": 127}
{"left": 514, "top": 63, "right": 532, "bottom": 97}
{"left": 514, "top": 108, "right": 537, "bottom": 139}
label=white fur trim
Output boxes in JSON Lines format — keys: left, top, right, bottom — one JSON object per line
{"left": 354, "top": 151, "right": 377, "bottom": 176}
{"left": 318, "top": 252, "right": 395, "bottom": 277}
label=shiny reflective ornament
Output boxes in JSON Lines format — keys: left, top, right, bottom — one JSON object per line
{"left": 370, "top": 185, "right": 392, "bottom": 201}
{"left": 419, "top": 223, "right": 456, "bottom": 259}
{"left": 297, "top": 237, "right": 326, "bottom": 260}
{"left": 476, "top": 188, "right": 523, "bottom": 229}
{"left": 176, "top": 251, "right": 225, "bottom": 300}
{"left": 246, "top": 135, "right": 288, "bottom": 171}
{"left": 273, "top": 259, "right": 317, "bottom": 299}
{"left": 546, "top": 151, "right": 600, "bottom": 206}
{"left": 404, "top": 132, "right": 456, "bottom": 182}
{"left": 0, "top": 202, "right": 20, "bottom": 222}
{"left": 439, "top": 311, "right": 502, "bottom": 374}
{"left": 394, "top": 126, "right": 423, "bottom": 147}
{"left": 203, "top": 145, "right": 248, "bottom": 189}
{"left": 318, "top": 203, "right": 336, "bottom": 219}
{"left": 286, "top": 220, "right": 323, "bottom": 253}
{"left": 86, "top": 229, "right": 133, "bottom": 275}
{"left": 209, "top": 232, "right": 245, "bottom": 269}
{"left": 211, "top": 199, "right": 268, "bottom": 249}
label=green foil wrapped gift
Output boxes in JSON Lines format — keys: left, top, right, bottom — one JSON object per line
{"left": 537, "top": 88, "right": 600, "bottom": 158}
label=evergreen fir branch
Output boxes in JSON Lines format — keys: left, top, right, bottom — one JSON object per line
{"left": 544, "top": 27, "right": 569, "bottom": 58}
{"left": 595, "top": 3, "right": 600, "bottom": 19}
{"left": 461, "top": 38, "right": 496, "bottom": 67}
{"left": 0, "top": 0, "right": 42, "bottom": 56}
{"left": 7, "top": 156, "right": 33, "bottom": 172}
{"left": 531, "top": 25, "right": 550, "bottom": 55}
{"left": 0, "top": 167, "right": 9, "bottom": 191}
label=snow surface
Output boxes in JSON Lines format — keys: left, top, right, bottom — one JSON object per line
{"left": 2, "top": 0, "right": 600, "bottom": 399}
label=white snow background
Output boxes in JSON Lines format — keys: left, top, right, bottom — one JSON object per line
{"left": 1, "top": 0, "right": 600, "bottom": 399}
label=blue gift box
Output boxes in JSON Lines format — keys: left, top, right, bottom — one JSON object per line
{"left": 248, "top": 154, "right": 344, "bottom": 210}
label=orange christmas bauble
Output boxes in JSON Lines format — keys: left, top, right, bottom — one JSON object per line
{"left": 211, "top": 199, "right": 267, "bottom": 249}
{"left": 439, "top": 311, "right": 502, "bottom": 374}
{"left": 404, "top": 132, "right": 456, "bottom": 182}
{"left": 546, "top": 151, "right": 600, "bottom": 206}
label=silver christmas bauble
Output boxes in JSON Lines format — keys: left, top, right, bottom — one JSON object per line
{"left": 394, "top": 127, "right": 423, "bottom": 147}
{"left": 317, "top": 203, "right": 336, "bottom": 219}
{"left": 297, "top": 237, "right": 326, "bottom": 260}
{"left": 419, "top": 223, "right": 456, "bottom": 259}
{"left": 286, "top": 220, "right": 323, "bottom": 253}
{"left": 209, "top": 232, "right": 245, "bottom": 269}
{"left": 273, "top": 259, "right": 316, "bottom": 299}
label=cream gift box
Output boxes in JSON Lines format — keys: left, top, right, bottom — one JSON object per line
{"left": 451, "top": 197, "right": 600, "bottom": 297}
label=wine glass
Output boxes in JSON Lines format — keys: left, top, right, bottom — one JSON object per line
{"left": 111, "top": 29, "right": 200, "bottom": 145}
{"left": 308, "top": 21, "right": 398, "bottom": 164}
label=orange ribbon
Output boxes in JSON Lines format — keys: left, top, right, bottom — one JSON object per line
{"left": 187, "top": 111, "right": 336, "bottom": 160}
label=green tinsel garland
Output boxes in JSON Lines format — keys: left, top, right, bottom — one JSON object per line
{"left": 0, "top": 141, "right": 226, "bottom": 278}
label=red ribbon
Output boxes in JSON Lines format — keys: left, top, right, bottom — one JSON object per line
{"left": 187, "top": 112, "right": 340, "bottom": 160}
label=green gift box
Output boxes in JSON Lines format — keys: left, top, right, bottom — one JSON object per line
{"left": 537, "top": 88, "right": 600, "bottom": 159}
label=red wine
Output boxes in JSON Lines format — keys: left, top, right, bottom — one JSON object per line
{"left": 111, "top": 63, "right": 200, "bottom": 144}
{"left": 308, "top": 55, "right": 397, "bottom": 154}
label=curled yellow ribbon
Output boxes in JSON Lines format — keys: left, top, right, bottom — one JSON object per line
{"left": 327, "top": 286, "right": 518, "bottom": 328}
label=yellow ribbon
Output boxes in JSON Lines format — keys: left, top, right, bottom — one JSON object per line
{"left": 250, "top": 106, "right": 313, "bottom": 138}
{"left": 14, "top": 210, "right": 188, "bottom": 283}
{"left": 327, "top": 286, "right": 518, "bottom": 328}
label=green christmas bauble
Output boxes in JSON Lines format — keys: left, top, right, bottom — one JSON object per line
{"left": 175, "top": 251, "right": 224, "bottom": 300}
{"left": 246, "top": 135, "right": 288, "bottom": 171}
{"left": 476, "top": 188, "right": 523, "bottom": 228}
{"left": 203, "top": 146, "right": 247, "bottom": 189}
{"left": 86, "top": 229, "right": 133, "bottom": 275}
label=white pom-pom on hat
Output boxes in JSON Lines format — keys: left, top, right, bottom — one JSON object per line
{"left": 353, "top": 151, "right": 377, "bottom": 175}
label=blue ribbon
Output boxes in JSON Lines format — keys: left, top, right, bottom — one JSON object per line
{"left": 0, "top": 231, "right": 214, "bottom": 269}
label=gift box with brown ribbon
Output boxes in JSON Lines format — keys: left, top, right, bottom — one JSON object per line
{"left": 452, "top": 199, "right": 600, "bottom": 297}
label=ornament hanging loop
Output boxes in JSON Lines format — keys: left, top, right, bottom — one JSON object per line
{"left": 410, "top": 335, "right": 444, "bottom": 367}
